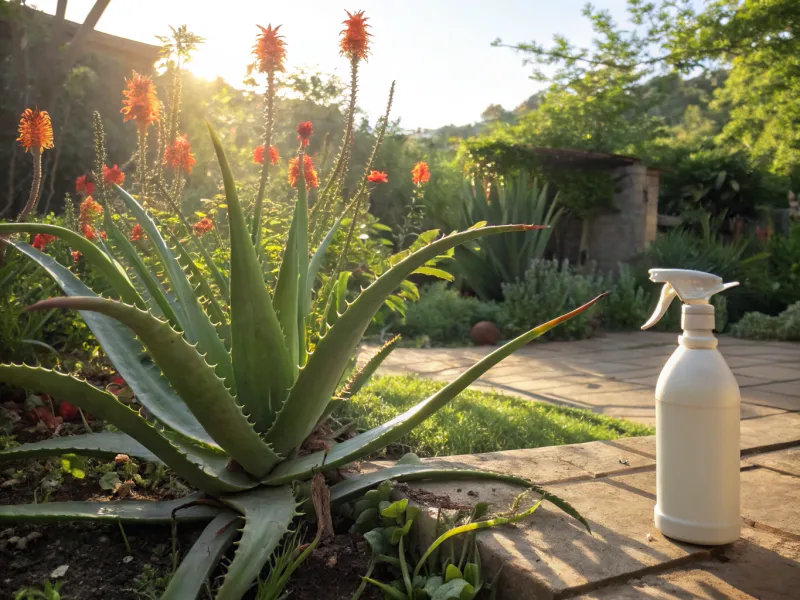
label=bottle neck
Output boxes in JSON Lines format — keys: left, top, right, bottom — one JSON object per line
{"left": 679, "top": 303, "right": 718, "bottom": 349}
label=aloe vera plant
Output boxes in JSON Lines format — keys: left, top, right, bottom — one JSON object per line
{"left": 0, "top": 127, "right": 602, "bottom": 597}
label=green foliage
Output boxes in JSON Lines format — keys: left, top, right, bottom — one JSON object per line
{"left": 634, "top": 225, "right": 770, "bottom": 323}
{"left": 603, "top": 264, "right": 652, "bottom": 331}
{"left": 731, "top": 302, "right": 800, "bottom": 341}
{"left": 338, "top": 375, "right": 652, "bottom": 458}
{"left": 451, "top": 171, "right": 562, "bottom": 301}
{"left": 500, "top": 260, "right": 606, "bottom": 340}
{"left": 13, "top": 581, "right": 63, "bottom": 600}
{"left": 399, "top": 283, "right": 501, "bottom": 345}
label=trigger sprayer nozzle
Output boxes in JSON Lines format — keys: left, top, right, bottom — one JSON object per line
{"left": 641, "top": 269, "right": 739, "bottom": 330}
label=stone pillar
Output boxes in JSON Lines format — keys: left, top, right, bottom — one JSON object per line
{"left": 588, "top": 163, "right": 658, "bottom": 272}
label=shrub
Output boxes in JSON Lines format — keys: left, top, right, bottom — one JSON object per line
{"left": 399, "top": 282, "right": 500, "bottom": 344}
{"left": 603, "top": 264, "right": 651, "bottom": 330}
{"left": 500, "top": 259, "right": 606, "bottom": 340}
{"left": 731, "top": 302, "right": 800, "bottom": 341}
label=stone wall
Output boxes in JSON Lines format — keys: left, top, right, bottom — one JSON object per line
{"left": 587, "top": 163, "right": 659, "bottom": 273}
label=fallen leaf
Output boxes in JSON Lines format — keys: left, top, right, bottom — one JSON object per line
{"left": 50, "top": 564, "right": 69, "bottom": 578}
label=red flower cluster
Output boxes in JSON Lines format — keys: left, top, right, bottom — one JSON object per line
{"left": 340, "top": 10, "right": 371, "bottom": 61}
{"left": 121, "top": 72, "right": 160, "bottom": 132}
{"left": 130, "top": 224, "right": 145, "bottom": 241}
{"left": 253, "top": 145, "right": 280, "bottom": 166}
{"left": 32, "top": 233, "right": 56, "bottom": 250}
{"left": 103, "top": 164, "right": 125, "bottom": 186}
{"left": 253, "top": 24, "right": 287, "bottom": 73}
{"left": 164, "top": 134, "right": 196, "bottom": 174}
{"left": 17, "top": 108, "right": 54, "bottom": 153}
{"left": 367, "top": 170, "right": 388, "bottom": 184}
{"left": 193, "top": 217, "right": 215, "bottom": 236}
{"left": 75, "top": 175, "right": 95, "bottom": 195}
{"left": 296, "top": 121, "right": 313, "bottom": 147}
{"left": 79, "top": 197, "right": 103, "bottom": 224}
{"left": 71, "top": 250, "right": 82, "bottom": 262}
{"left": 411, "top": 161, "right": 430, "bottom": 185}
{"left": 288, "top": 155, "right": 319, "bottom": 189}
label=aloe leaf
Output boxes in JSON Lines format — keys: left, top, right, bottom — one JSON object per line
{"left": 106, "top": 218, "right": 181, "bottom": 326}
{"left": 414, "top": 499, "right": 544, "bottom": 578}
{"left": 0, "top": 431, "right": 160, "bottom": 464}
{"left": 273, "top": 210, "right": 300, "bottom": 379}
{"left": 207, "top": 124, "right": 294, "bottom": 433}
{"left": 28, "top": 297, "right": 282, "bottom": 479}
{"left": 115, "top": 184, "right": 233, "bottom": 386}
{"left": 268, "top": 225, "right": 552, "bottom": 455}
{"left": 186, "top": 230, "right": 230, "bottom": 303}
{"left": 161, "top": 511, "right": 242, "bottom": 600}
{"left": 0, "top": 364, "right": 258, "bottom": 493}
{"left": 305, "top": 211, "right": 346, "bottom": 315}
{"left": 335, "top": 334, "right": 400, "bottom": 405}
{"left": 215, "top": 486, "right": 299, "bottom": 600}
{"left": 0, "top": 223, "right": 143, "bottom": 308}
{"left": 0, "top": 492, "right": 220, "bottom": 523}
{"left": 265, "top": 294, "right": 606, "bottom": 480}
{"left": 8, "top": 241, "right": 215, "bottom": 448}
{"left": 167, "top": 229, "right": 228, "bottom": 333}
{"left": 327, "top": 466, "right": 533, "bottom": 507}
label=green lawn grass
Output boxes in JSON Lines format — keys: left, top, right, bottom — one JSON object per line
{"left": 340, "top": 374, "right": 653, "bottom": 458}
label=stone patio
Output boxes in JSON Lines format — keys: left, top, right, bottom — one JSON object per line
{"left": 360, "top": 331, "right": 800, "bottom": 426}
{"left": 360, "top": 332, "right": 800, "bottom": 598}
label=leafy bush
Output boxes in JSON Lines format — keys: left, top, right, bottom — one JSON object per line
{"left": 731, "top": 302, "right": 800, "bottom": 341}
{"left": 761, "top": 223, "right": 800, "bottom": 313}
{"left": 500, "top": 259, "right": 606, "bottom": 340}
{"left": 603, "top": 264, "right": 652, "bottom": 330}
{"left": 635, "top": 225, "right": 769, "bottom": 322}
{"left": 451, "top": 171, "right": 562, "bottom": 301}
{"left": 340, "top": 375, "right": 653, "bottom": 458}
{"left": 399, "top": 282, "right": 500, "bottom": 345}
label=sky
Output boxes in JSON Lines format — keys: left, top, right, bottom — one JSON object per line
{"left": 32, "top": 0, "right": 635, "bottom": 130}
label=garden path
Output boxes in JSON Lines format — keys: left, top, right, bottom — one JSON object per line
{"left": 359, "top": 331, "right": 800, "bottom": 427}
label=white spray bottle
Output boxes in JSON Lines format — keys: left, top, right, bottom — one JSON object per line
{"left": 642, "top": 268, "right": 741, "bottom": 545}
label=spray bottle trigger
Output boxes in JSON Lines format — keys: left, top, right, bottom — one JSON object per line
{"left": 641, "top": 282, "right": 678, "bottom": 330}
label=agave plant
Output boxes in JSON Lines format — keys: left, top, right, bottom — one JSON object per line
{"left": 453, "top": 171, "right": 563, "bottom": 301}
{"left": 0, "top": 128, "right": 601, "bottom": 598}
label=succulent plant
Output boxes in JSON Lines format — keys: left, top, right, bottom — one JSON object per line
{"left": 0, "top": 127, "right": 601, "bottom": 599}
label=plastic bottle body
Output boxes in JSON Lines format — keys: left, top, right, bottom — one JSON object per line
{"left": 654, "top": 340, "right": 741, "bottom": 545}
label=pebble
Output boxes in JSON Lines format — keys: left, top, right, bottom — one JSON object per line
{"left": 26, "top": 531, "right": 42, "bottom": 542}
{"left": 98, "top": 535, "right": 110, "bottom": 544}
{"left": 15, "top": 538, "right": 27, "bottom": 550}
{"left": 122, "top": 555, "right": 134, "bottom": 564}
{"left": 0, "top": 528, "right": 14, "bottom": 538}
{"left": 7, "top": 536, "right": 20, "bottom": 545}
{"left": 0, "top": 478, "right": 20, "bottom": 489}
{"left": 50, "top": 564, "right": 69, "bottom": 579}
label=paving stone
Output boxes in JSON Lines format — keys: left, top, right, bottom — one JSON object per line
{"left": 740, "top": 412, "right": 800, "bottom": 454}
{"left": 724, "top": 355, "right": 780, "bottom": 368}
{"left": 548, "top": 440, "right": 655, "bottom": 478}
{"left": 744, "top": 447, "right": 800, "bottom": 477}
{"left": 748, "top": 381, "right": 800, "bottom": 398}
{"left": 733, "top": 365, "right": 800, "bottom": 382}
{"left": 740, "top": 387, "right": 800, "bottom": 411}
{"left": 733, "top": 375, "right": 772, "bottom": 388}
{"left": 740, "top": 468, "right": 800, "bottom": 538}
{"left": 577, "top": 526, "right": 800, "bottom": 600}
{"left": 605, "top": 436, "right": 656, "bottom": 459}
{"left": 463, "top": 478, "right": 712, "bottom": 599}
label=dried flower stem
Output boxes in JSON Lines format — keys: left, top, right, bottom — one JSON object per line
{"left": 138, "top": 129, "right": 148, "bottom": 198}
{"left": 252, "top": 71, "right": 276, "bottom": 248}
{"left": 16, "top": 149, "right": 43, "bottom": 223}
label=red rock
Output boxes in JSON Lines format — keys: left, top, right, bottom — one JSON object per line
{"left": 470, "top": 321, "right": 501, "bottom": 346}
